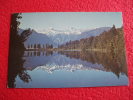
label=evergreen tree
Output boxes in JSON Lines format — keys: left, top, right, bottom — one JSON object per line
{"left": 34, "top": 44, "right": 36, "bottom": 49}
{"left": 37, "top": 44, "right": 41, "bottom": 49}
{"left": 8, "top": 13, "right": 32, "bottom": 88}
{"left": 28, "top": 45, "right": 30, "bottom": 49}
{"left": 31, "top": 44, "right": 32, "bottom": 48}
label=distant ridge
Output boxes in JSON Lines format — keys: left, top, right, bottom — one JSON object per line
{"left": 18, "top": 27, "right": 111, "bottom": 47}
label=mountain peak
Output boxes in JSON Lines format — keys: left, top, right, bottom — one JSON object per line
{"left": 19, "top": 27, "right": 111, "bottom": 46}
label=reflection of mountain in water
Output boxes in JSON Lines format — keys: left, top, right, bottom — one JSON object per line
{"left": 23, "top": 51, "right": 104, "bottom": 71}
{"left": 23, "top": 50, "right": 127, "bottom": 78}
{"left": 35, "top": 63, "right": 104, "bottom": 74}
{"left": 59, "top": 51, "right": 128, "bottom": 78}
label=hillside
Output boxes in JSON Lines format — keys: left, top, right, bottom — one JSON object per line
{"left": 47, "top": 27, "right": 111, "bottom": 45}
{"left": 18, "top": 27, "right": 111, "bottom": 48}
{"left": 59, "top": 25, "right": 125, "bottom": 54}
{"left": 18, "top": 29, "right": 54, "bottom": 47}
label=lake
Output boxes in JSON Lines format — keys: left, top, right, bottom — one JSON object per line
{"left": 8, "top": 50, "right": 128, "bottom": 88}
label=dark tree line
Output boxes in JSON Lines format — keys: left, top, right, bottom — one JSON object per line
{"left": 27, "top": 44, "right": 53, "bottom": 49}
{"left": 59, "top": 25, "right": 125, "bottom": 54}
{"left": 8, "top": 13, "right": 32, "bottom": 88}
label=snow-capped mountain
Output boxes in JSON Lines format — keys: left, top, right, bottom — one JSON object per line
{"left": 39, "top": 27, "right": 81, "bottom": 35}
{"left": 38, "top": 27, "right": 81, "bottom": 45}
{"left": 18, "top": 29, "right": 54, "bottom": 47}
{"left": 18, "top": 27, "right": 111, "bottom": 47}
{"left": 44, "top": 27, "right": 111, "bottom": 45}
{"left": 48, "top": 33, "right": 79, "bottom": 45}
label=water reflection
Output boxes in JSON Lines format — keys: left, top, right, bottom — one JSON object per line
{"left": 58, "top": 51, "right": 128, "bottom": 78}
{"left": 23, "top": 50, "right": 127, "bottom": 78}
{"left": 8, "top": 50, "right": 31, "bottom": 88}
{"left": 24, "top": 51, "right": 53, "bottom": 57}
{"left": 8, "top": 50, "right": 128, "bottom": 88}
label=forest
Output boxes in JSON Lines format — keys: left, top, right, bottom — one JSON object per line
{"left": 26, "top": 44, "right": 53, "bottom": 50}
{"left": 59, "top": 25, "right": 125, "bottom": 55}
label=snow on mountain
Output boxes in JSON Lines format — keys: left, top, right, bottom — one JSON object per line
{"left": 18, "top": 27, "right": 111, "bottom": 47}
{"left": 49, "top": 33, "right": 79, "bottom": 45}
{"left": 37, "top": 27, "right": 82, "bottom": 45}
{"left": 18, "top": 29, "right": 54, "bottom": 47}
{"left": 39, "top": 27, "right": 81, "bottom": 35}
{"left": 43, "top": 27, "right": 111, "bottom": 45}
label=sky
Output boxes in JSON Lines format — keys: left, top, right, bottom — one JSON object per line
{"left": 19, "top": 12, "right": 123, "bottom": 33}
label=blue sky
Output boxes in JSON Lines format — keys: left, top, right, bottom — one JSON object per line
{"left": 19, "top": 12, "right": 123, "bottom": 31}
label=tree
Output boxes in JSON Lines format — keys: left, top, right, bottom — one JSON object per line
{"left": 8, "top": 13, "right": 32, "bottom": 88}
{"left": 28, "top": 45, "right": 30, "bottom": 49}
{"left": 46, "top": 44, "right": 48, "bottom": 49}
{"left": 111, "top": 24, "right": 117, "bottom": 35}
{"left": 37, "top": 44, "right": 41, "bottom": 49}
{"left": 34, "top": 44, "right": 36, "bottom": 49}
{"left": 31, "top": 44, "right": 32, "bottom": 48}
{"left": 9, "top": 13, "right": 32, "bottom": 50}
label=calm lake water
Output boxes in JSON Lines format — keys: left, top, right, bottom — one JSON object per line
{"left": 8, "top": 50, "right": 128, "bottom": 88}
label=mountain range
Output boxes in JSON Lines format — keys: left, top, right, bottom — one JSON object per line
{"left": 18, "top": 27, "right": 111, "bottom": 47}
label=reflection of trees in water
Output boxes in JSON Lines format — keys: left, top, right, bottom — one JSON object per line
{"left": 8, "top": 50, "right": 53, "bottom": 88}
{"left": 26, "top": 51, "right": 53, "bottom": 57}
{"left": 43, "top": 52, "right": 45, "bottom": 56}
{"left": 45, "top": 51, "right": 53, "bottom": 56}
{"left": 58, "top": 51, "right": 128, "bottom": 78}
{"left": 8, "top": 50, "right": 31, "bottom": 88}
